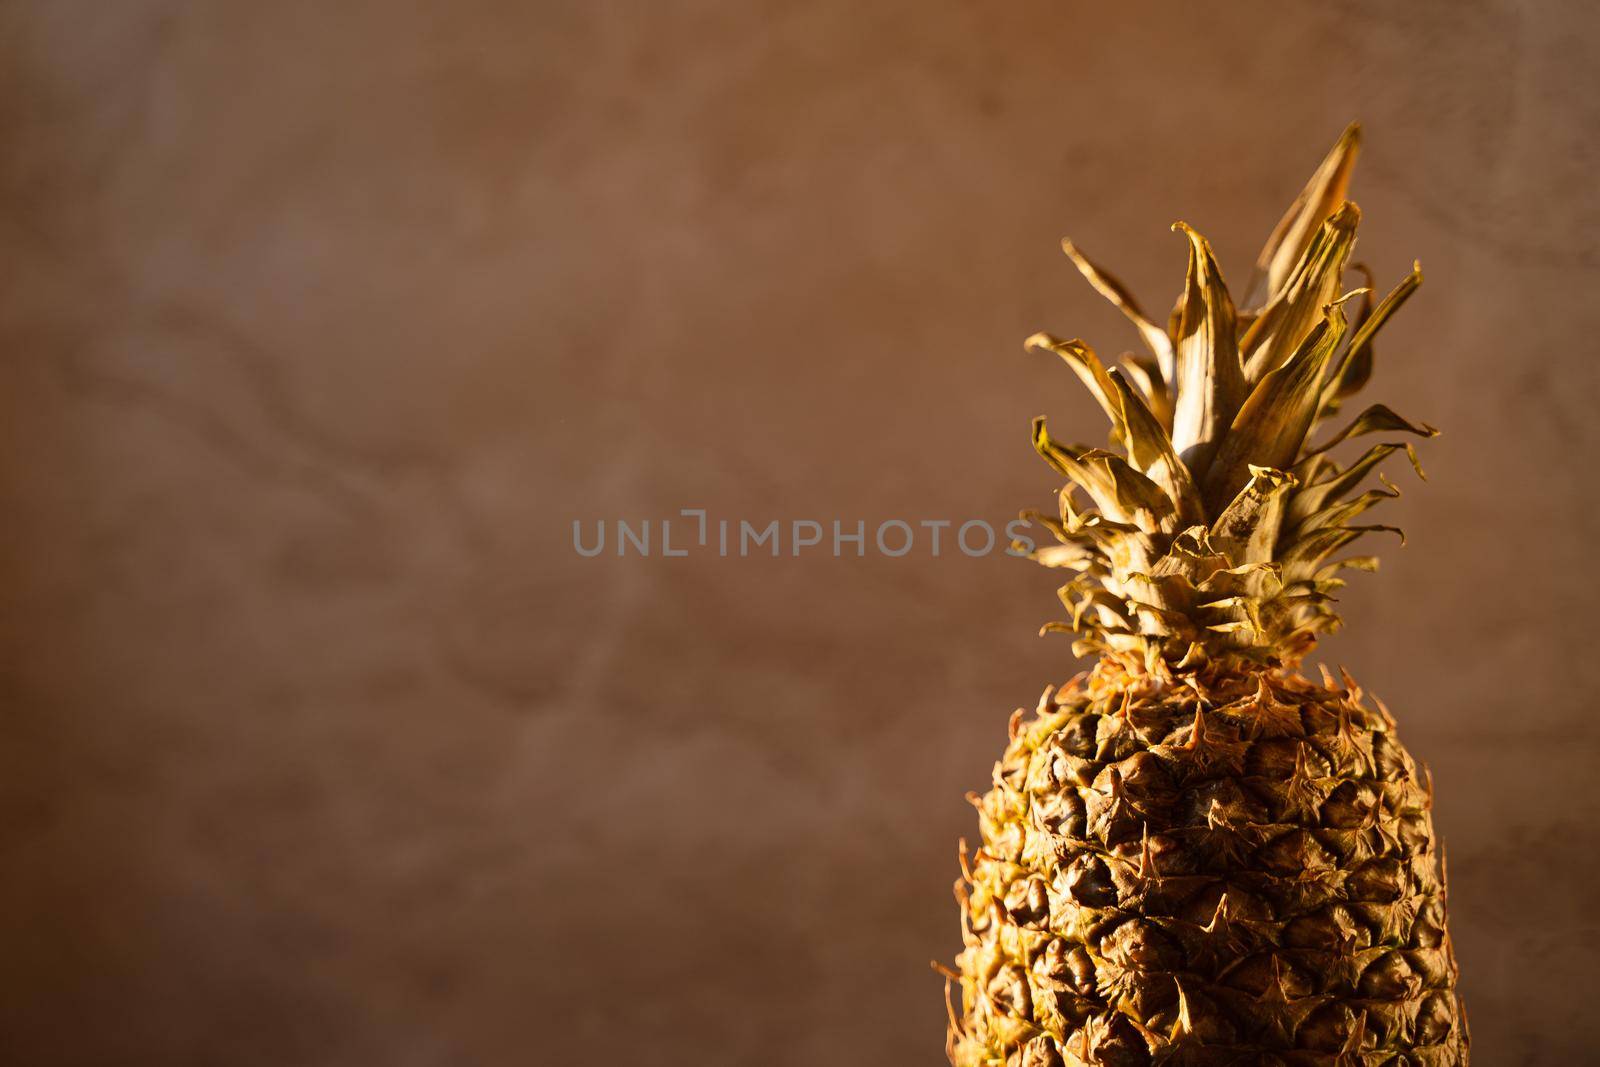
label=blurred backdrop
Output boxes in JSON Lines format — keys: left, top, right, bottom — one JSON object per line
{"left": 1, "top": 2, "right": 1597, "bottom": 1064}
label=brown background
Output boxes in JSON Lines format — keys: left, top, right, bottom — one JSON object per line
{"left": 1, "top": 2, "right": 1596, "bottom": 1064}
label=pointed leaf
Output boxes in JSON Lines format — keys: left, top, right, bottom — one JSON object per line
{"left": 1280, "top": 525, "right": 1363, "bottom": 575}
{"left": 1289, "top": 484, "right": 1401, "bottom": 536}
{"left": 1287, "top": 441, "right": 1424, "bottom": 524}
{"left": 1032, "top": 416, "right": 1119, "bottom": 515}
{"left": 1210, "top": 465, "right": 1297, "bottom": 565}
{"left": 1241, "top": 202, "right": 1361, "bottom": 382}
{"left": 1034, "top": 424, "right": 1171, "bottom": 539}
{"left": 1108, "top": 368, "right": 1204, "bottom": 526}
{"left": 1081, "top": 448, "right": 1178, "bottom": 532}
{"left": 1027, "top": 333, "right": 1126, "bottom": 442}
{"left": 1068, "top": 589, "right": 1133, "bottom": 630}
{"left": 1061, "top": 238, "right": 1175, "bottom": 384}
{"left": 1169, "top": 223, "right": 1248, "bottom": 473}
{"left": 1291, "top": 451, "right": 1332, "bottom": 490}
{"left": 1020, "top": 506, "right": 1071, "bottom": 544}
{"left": 1246, "top": 122, "right": 1362, "bottom": 309}
{"left": 1304, "top": 403, "right": 1437, "bottom": 457}
{"left": 1315, "top": 556, "right": 1380, "bottom": 580}
{"left": 1321, "top": 263, "right": 1423, "bottom": 408}
{"left": 1281, "top": 523, "right": 1404, "bottom": 580}
{"left": 1203, "top": 307, "right": 1347, "bottom": 513}
{"left": 1126, "top": 571, "right": 1201, "bottom": 617}
{"left": 1119, "top": 352, "right": 1174, "bottom": 431}
{"left": 1031, "top": 544, "right": 1096, "bottom": 569}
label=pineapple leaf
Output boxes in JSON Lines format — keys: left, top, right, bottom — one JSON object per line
{"left": 1281, "top": 523, "right": 1404, "bottom": 581}
{"left": 1169, "top": 223, "right": 1248, "bottom": 473}
{"left": 1032, "top": 416, "right": 1119, "bottom": 515}
{"left": 1210, "top": 465, "right": 1297, "bottom": 566}
{"left": 1245, "top": 121, "right": 1362, "bottom": 310}
{"left": 1034, "top": 420, "right": 1174, "bottom": 532}
{"left": 1060, "top": 238, "right": 1176, "bottom": 386}
{"left": 1119, "top": 353, "right": 1175, "bottom": 431}
{"left": 1203, "top": 306, "right": 1347, "bottom": 513}
{"left": 1320, "top": 262, "right": 1424, "bottom": 410}
{"left": 1304, "top": 403, "right": 1437, "bottom": 457}
{"left": 1287, "top": 484, "right": 1402, "bottom": 536}
{"left": 1013, "top": 125, "right": 1436, "bottom": 665}
{"left": 1081, "top": 448, "right": 1179, "bottom": 533}
{"left": 1026, "top": 333, "right": 1126, "bottom": 445}
{"left": 1241, "top": 203, "right": 1361, "bottom": 382}
{"left": 1107, "top": 368, "right": 1205, "bottom": 527}
{"left": 1287, "top": 441, "right": 1423, "bottom": 524}
{"left": 1316, "top": 555, "right": 1380, "bottom": 578}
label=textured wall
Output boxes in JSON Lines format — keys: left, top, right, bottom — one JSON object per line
{"left": 0, "top": 2, "right": 1596, "bottom": 1064}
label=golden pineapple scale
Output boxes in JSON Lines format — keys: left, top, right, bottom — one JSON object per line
{"left": 947, "top": 125, "right": 1467, "bottom": 1066}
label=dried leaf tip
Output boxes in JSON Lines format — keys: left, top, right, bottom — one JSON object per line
{"left": 1248, "top": 121, "right": 1363, "bottom": 309}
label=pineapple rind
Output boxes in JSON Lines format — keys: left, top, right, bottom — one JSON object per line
{"left": 950, "top": 665, "right": 1466, "bottom": 1066}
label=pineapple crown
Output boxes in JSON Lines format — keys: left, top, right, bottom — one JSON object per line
{"left": 1023, "top": 123, "right": 1433, "bottom": 675}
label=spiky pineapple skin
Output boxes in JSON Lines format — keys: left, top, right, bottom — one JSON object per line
{"left": 950, "top": 663, "right": 1466, "bottom": 1066}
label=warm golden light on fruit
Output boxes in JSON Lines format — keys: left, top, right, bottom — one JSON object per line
{"left": 946, "top": 124, "right": 1466, "bottom": 1066}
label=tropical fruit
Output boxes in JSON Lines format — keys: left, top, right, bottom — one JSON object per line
{"left": 946, "top": 125, "right": 1467, "bottom": 1066}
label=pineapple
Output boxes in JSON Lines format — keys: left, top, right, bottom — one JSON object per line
{"left": 946, "top": 125, "right": 1467, "bottom": 1066}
